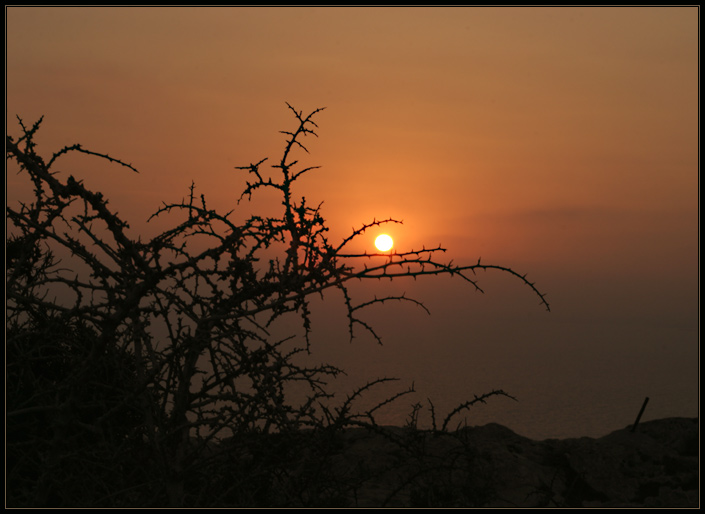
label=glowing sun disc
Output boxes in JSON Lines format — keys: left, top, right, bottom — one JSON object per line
{"left": 375, "top": 234, "right": 394, "bottom": 252}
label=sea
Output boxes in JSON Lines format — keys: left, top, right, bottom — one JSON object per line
{"left": 283, "top": 276, "right": 699, "bottom": 441}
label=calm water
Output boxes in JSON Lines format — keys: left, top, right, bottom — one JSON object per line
{"left": 320, "top": 364, "right": 698, "bottom": 441}
{"left": 291, "top": 276, "right": 699, "bottom": 441}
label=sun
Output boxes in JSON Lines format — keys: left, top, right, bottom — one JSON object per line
{"left": 374, "top": 234, "right": 394, "bottom": 252}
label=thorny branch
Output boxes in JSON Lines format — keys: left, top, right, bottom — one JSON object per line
{"left": 6, "top": 104, "right": 548, "bottom": 507}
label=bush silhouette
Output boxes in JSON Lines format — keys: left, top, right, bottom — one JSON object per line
{"left": 6, "top": 105, "right": 549, "bottom": 507}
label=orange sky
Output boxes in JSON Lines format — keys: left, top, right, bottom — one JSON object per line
{"left": 5, "top": 6, "right": 698, "bottom": 438}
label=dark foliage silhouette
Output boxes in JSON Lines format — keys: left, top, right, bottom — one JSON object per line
{"left": 6, "top": 105, "right": 549, "bottom": 507}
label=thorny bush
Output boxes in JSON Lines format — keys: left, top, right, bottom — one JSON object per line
{"left": 6, "top": 105, "right": 549, "bottom": 507}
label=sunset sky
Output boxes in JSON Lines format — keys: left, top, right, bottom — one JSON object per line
{"left": 6, "top": 6, "right": 698, "bottom": 439}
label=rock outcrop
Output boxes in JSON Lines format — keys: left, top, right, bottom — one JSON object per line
{"left": 326, "top": 417, "right": 699, "bottom": 507}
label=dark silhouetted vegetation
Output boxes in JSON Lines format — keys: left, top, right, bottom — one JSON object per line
{"left": 6, "top": 105, "right": 549, "bottom": 507}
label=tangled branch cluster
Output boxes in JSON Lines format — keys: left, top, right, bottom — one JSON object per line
{"left": 6, "top": 105, "right": 548, "bottom": 507}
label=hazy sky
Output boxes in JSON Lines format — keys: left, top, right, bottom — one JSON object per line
{"left": 6, "top": 6, "right": 698, "bottom": 438}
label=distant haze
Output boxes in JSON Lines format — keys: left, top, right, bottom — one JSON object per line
{"left": 6, "top": 6, "right": 698, "bottom": 439}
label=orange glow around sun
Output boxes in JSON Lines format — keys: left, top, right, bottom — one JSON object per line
{"left": 374, "top": 234, "right": 394, "bottom": 252}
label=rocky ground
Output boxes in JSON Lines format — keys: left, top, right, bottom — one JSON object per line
{"left": 320, "top": 417, "right": 699, "bottom": 508}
